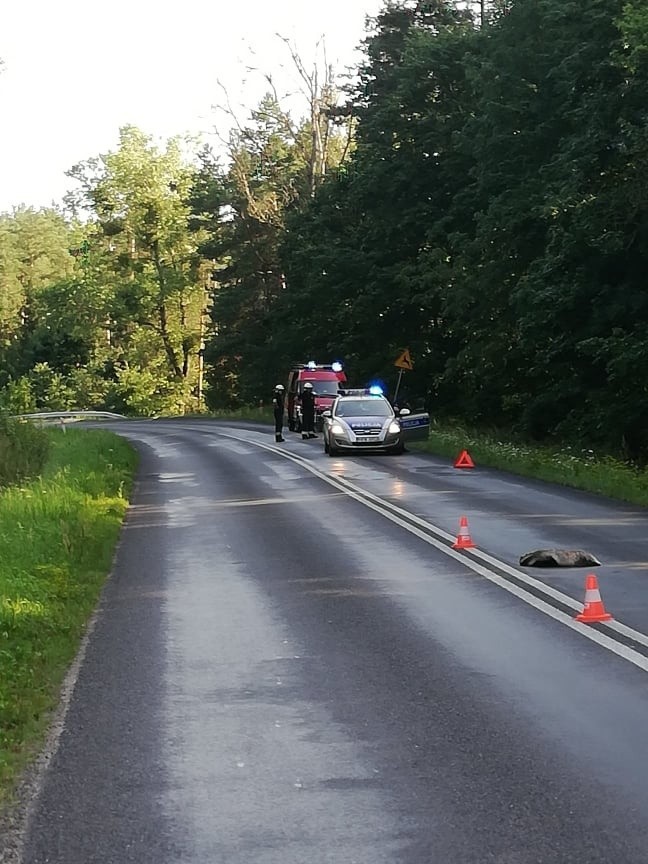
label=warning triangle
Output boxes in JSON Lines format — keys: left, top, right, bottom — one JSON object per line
{"left": 394, "top": 349, "right": 413, "bottom": 371}
{"left": 454, "top": 449, "right": 475, "bottom": 469}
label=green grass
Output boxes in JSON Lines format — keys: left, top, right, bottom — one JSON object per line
{"left": 0, "top": 428, "right": 137, "bottom": 802}
{"left": 411, "top": 420, "right": 648, "bottom": 506}
{"left": 0, "top": 414, "right": 50, "bottom": 487}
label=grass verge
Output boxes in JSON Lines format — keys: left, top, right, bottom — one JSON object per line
{"left": 411, "top": 421, "right": 648, "bottom": 507}
{"left": 0, "top": 428, "right": 137, "bottom": 803}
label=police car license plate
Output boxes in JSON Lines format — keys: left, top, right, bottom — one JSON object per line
{"left": 356, "top": 436, "right": 374, "bottom": 443}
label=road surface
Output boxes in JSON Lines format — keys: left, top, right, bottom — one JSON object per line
{"left": 15, "top": 420, "right": 648, "bottom": 863}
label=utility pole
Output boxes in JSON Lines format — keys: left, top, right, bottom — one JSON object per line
{"left": 197, "top": 262, "right": 217, "bottom": 410}
{"left": 198, "top": 332, "right": 206, "bottom": 407}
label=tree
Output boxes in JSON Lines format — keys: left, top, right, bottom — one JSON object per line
{"left": 196, "top": 36, "right": 355, "bottom": 407}
{"left": 193, "top": 97, "right": 303, "bottom": 406}
{"left": 0, "top": 208, "right": 74, "bottom": 351}
{"left": 278, "top": 0, "right": 475, "bottom": 398}
{"left": 66, "top": 126, "right": 206, "bottom": 411}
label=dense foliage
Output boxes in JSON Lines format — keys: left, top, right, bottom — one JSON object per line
{"left": 2, "top": 1, "right": 648, "bottom": 458}
{"left": 272, "top": 0, "right": 648, "bottom": 461}
{"left": 0, "top": 129, "right": 208, "bottom": 417}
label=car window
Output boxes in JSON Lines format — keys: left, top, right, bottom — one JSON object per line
{"left": 300, "top": 380, "right": 339, "bottom": 396}
{"left": 334, "top": 399, "right": 392, "bottom": 418}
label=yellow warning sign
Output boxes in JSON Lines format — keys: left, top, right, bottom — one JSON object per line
{"left": 394, "top": 348, "right": 413, "bottom": 371}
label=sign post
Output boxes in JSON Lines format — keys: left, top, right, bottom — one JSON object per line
{"left": 393, "top": 349, "right": 413, "bottom": 405}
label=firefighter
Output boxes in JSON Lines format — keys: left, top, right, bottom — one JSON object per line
{"left": 300, "top": 382, "right": 317, "bottom": 440}
{"left": 272, "top": 384, "right": 285, "bottom": 442}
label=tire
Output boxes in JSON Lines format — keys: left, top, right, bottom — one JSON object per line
{"left": 324, "top": 436, "right": 329, "bottom": 454}
{"left": 391, "top": 442, "right": 405, "bottom": 455}
{"left": 328, "top": 443, "right": 339, "bottom": 457}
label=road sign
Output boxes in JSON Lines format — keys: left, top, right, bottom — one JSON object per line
{"left": 454, "top": 449, "right": 475, "bottom": 469}
{"left": 394, "top": 349, "right": 413, "bottom": 371}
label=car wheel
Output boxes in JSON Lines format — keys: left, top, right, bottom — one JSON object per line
{"left": 328, "top": 443, "right": 339, "bottom": 457}
{"left": 324, "top": 436, "right": 329, "bottom": 454}
{"left": 391, "top": 442, "right": 405, "bottom": 455}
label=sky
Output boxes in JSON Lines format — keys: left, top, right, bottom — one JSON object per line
{"left": 0, "top": 0, "right": 385, "bottom": 213}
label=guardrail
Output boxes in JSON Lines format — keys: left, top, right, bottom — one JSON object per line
{"left": 12, "top": 411, "right": 127, "bottom": 428}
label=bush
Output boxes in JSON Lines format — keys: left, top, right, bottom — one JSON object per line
{"left": 0, "top": 415, "right": 50, "bottom": 487}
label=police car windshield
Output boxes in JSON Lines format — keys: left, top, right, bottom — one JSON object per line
{"left": 301, "top": 380, "right": 339, "bottom": 395}
{"left": 335, "top": 399, "right": 392, "bottom": 418}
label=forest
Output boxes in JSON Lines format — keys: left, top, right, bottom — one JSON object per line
{"left": 1, "top": 0, "right": 648, "bottom": 458}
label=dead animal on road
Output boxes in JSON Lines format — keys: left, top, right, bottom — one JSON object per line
{"left": 519, "top": 549, "right": 602, "bottom": 568}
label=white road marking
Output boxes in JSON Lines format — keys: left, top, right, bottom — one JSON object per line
{"left": 216, "top": 430, "right": 648, "bottom": 673}
{"left": 208, "top": 439, "right": 253, "bottom": 455}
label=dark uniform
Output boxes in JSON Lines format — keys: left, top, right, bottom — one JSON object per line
{"left": 301, "top": 384, "right": 317, "bottom": 440}
{"left": 272, "top": 386, "right": 285, "bottom": 442}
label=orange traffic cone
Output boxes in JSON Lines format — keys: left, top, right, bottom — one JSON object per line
{"left": 575, "top": 574, "right": 613, "bottom": 623}
{"left": 452, "top": 515, "right": 476, "bottom": 549}
{"left": 454, "top": 449, "right": 475, "bottom": 469}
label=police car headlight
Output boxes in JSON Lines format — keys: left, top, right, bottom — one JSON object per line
{"left": 331, "top": 423, "right": 345, "bottom": 435}
{"left": 388, "top": 422, "right": 401, "bottom": 435}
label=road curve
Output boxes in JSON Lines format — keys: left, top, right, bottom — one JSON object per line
{"left": 18, "top": 420, "right": 648, "bottom": 863}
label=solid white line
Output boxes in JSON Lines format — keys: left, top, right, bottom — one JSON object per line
{"left": 330, "top": 474, "right": 648, "bottom": 651}
{"left": 212, "top": 429, "right": 648, "bottom": 671}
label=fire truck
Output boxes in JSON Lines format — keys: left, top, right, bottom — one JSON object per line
{"left": 286, "top": 362, "right": 347, "bottom": 433}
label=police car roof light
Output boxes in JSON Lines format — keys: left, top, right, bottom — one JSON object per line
{"left": 369, "top": 385, "right": 383, "bottom": 395}
{"left": 338, "top": 388, "right": 383, "bottom": 397}
{"left": 292, "top": 362, "right": 343, "bottom": 371}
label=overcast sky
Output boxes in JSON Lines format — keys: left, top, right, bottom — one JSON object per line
{"left": 0, "top": 0, "right": 384, "bottom": 213}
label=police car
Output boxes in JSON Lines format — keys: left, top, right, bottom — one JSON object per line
{"left": 321, "top": 387, "right": 410, "bottom": 456}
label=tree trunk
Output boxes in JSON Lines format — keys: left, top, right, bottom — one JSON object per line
{"left": 152, "top": 239, "right": 184, "bottom": 379}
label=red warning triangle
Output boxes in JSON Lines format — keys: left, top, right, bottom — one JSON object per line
{"left": 454, "top": 449, "right": 475, "bottom": 469}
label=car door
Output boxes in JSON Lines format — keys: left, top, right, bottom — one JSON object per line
{"left": 399, "top": 411, "right": 430, "bottom": 442}
{"left": 286, "top": 372, "right": 299, "bottom": 430}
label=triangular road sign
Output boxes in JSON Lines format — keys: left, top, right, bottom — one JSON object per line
{"left": 454, "top": 449, "right": 475, "bottom": 469}
{"left": 394, "top": 348, "right": 413, "bottom": 371}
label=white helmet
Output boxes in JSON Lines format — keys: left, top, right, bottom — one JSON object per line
{"left": 303, "top": 382, "right": 313, "bottom": 389}
{"left": 274, "top": 384, "right": 284, "bottom": 390}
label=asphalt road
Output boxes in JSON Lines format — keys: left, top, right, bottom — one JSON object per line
{"left": 17, "top": 420, "right": 648, "bottom": 863}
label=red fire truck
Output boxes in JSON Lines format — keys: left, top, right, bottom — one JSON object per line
{"left": 286, "top": 362, "right": 347, "bottom": 433}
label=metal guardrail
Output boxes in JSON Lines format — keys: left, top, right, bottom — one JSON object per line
{"left": 12, "top": 411, "right": 127, "bottom": 427}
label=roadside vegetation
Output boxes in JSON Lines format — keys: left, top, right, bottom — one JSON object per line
{"left": 413, "top": 421, "right": 648, "bottom": 507}
{"left": 0, "top": 423, "right": 137, "bottom": 802}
